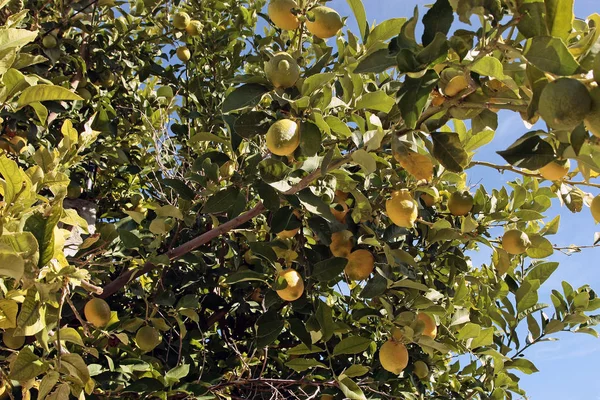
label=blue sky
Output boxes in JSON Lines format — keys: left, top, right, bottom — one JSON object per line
{"left": 320, "top": 0, "right": 600, "bottom": 398}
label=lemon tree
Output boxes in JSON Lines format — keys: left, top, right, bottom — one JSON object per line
{"left": 2, "top": 0, "right": 600, "bottom": 399}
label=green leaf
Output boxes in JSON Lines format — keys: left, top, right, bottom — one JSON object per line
{"left": 343, "top": 364, "right": 370, "bottom": 377}
{"left": 431, "top": 132, "right": 469, "bottom": 172}
{"left": 325, "top": 115, "right": 352, "bottom": 137}
{"left": 523, "top": 36, "right": 583, "bottom": 76}
{"left": 421, "top": 0, "right": 453, "bottom": 46}
{"left": 0, "top": 155, "right": 23, "bottom": 206}
{"left": 0, "top": 299, "right": 18, "bottom": 329}
{"left": 189, "top": 131, "right": 229, "bottom": 144}
{"left": 232, "top": 111, "right": 270, "bottom": 138}
{"left": 497, "top": 135, "right": 555, "bottom": 169}
{"left": 289, "top": 318, "right": 312, "bottom": 348}
{"left": 0, "top": 248, "right": 24, "bottom": 281}
{"left": 456, "top": 322, "right": 481, "bottom": 340}
{"left": 470, "top": 327, "right": 494, "bottom": 348}
{"left": 366, "top": 18, "right": 407, "bottom": 48}
{"left": 338, "top": 377, "right": 366, "bottom": 400}
{"left": 122, "top": 378, "right": 165, "bottom": 394}
{"left": 0, "top": 28, "right": 38, "bottom": 52}
{"left": 285, "top": 358, "right": 327, "bottom": 372}
{"left": 259, "top": 158, "right": 291, "bottom": 183}
{"left": 360, "top": 274, "right": 387, "bottom": 298}
{"left": 346, "top": 0, "right": 367, "bottom": 41}
{"left": 526, "top": 262, "right": 559, "bottom": 285}
{"left": 545, "top": 0, "right": 573, "bottom": 42}
{"left": 333, "top": 336, "right": 372, "bottom": 356}
{"left": 316, "top": 299, "right": 334, "bottom": 342}
{"left": 225, "top": 270, "right": 268, "bottom": 284}
{"left": 256, "top": 317, "right": 284, "bottom": 347}
{"left": 165, "top": 364, "right": 190, "bottom": 384}
{"left": 354, "top": 49, "right": 397, "bottom": 73}
{"left": 288, "top": 343, "right": 323, "bottom": 355}
{"left": 56, "top": 327, "right": 84, "bottom": 347}
{"left": 299, "top": 121, "right": 322, "bottom": 157}
{"left": 16, "top": 289, "right": 45, "bottom": 336}
{"left": 9, "top": 347, "right": 48, "bottom": 381}
{"left": 505, "top": 358, "right": 539, "bottom": 374}
{"left": 516, "top": 279, "right": 540, "bottom": 313}
{"left": 526, "top": 234, "right": 554, "bottom": 259}
{"left": 355, "top": 90, "right": 395, "bottom": 112}
{"left": 24, "top": 206, "right": 62, "bottom": 268}
{"left": 17, "top": 84, "right": 82, "bottom": 107}
{"left": 222, "top": 84, "right": 269, "bottom": 113}
{"left": 257, "top": 181, "right": 280, "bottom": 210}
{"left": 397, "top": 70, "right": 438, "bottom": 129}
{"left": 301, "top": 72, "right": 335, "bottom": 96}
{"left": 298, "top": 189, "right": 337, "bottom": 222}
{"left": 119, "top": 229, "right": 142, "bottom": 249}
{"left": 351, "top": 149, "right": 377, "bottom": 174}
{"left": 60, "top": 353, "right": 90, "bottom": 385}
{"left": 544, "top": 319, "right": 565, "bottom": 334}
{"left": 450, "top": 308, "right": 470, "bottom": 326}
{"left": 38, "top": 371, "right": 60, "bottom": 400}
{"left": 202, "top": 187, "right": 239, "bottom": 214}
{"left": 312, "top": 257, "right": 347, "bottom": 282}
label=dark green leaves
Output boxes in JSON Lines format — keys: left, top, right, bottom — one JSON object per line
{"left": 312, "top": 257, "right": 347, "bottom": 282}
{"left": 256, "top": 314, "right": 284, "bottom": 347}
{"left": 497, "top": 134, "right": 555, "bottom": 169}
{"left": 397, "top": 70, "right": 438, "bottom": 129}
{"left": 355, "top": 49, "right": 397, "bottom": 74}
{"left": 202, "top": 187, "right": 240, "bottom": 214}
{"left": 431, "top": 132, "right": 469, "bottom": 172}
{"left": 421, "top": 0, "right": 453, "bottom": 46}
{"left": 524, "top": 36, "right": 583, "bottom": 76}
{"left": 333, "top": 336, "right": 372, "bottom": 356}
{"left": 222, "top": 84, "right": 269, "bottom": 113}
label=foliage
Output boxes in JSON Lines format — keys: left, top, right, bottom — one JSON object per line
{"left": 0, "top": 0, "right": 600, "bottom": 399}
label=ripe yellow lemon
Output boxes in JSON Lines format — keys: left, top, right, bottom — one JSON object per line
{"left": 413, "top": 360, "right": 429, "bottom": 379}
{"left": 344, "top": 249, "right": 374, "bottom": 281}
{"left": 173, "top": 11, "right": 191, "bottom": 30}
{"left": 448, "top": 191, "right": 473, "bottom": 216}
{"left": 176, "top": 46, "right": 191, "bottom": 62}
{"left": 266, "top": 119, "right": 300, "bottom": 156}
{"left": 591, "top": 194, "right": 600, "bottom": 223}
{"left": 265, "top": 52, "right": 300, "bottom": 89}
{"left": 417, "top": 313, "right": 437, "bottom": 339}
{"left": 502, "top": 229, "right": 531, "bottom": 255}
{"left": 538, "top": 78, "right": 591, "bottom": 131}
{"left": 135, "top": 326, "right": 161, "bottom": 352}
{"left": 2, "top": 329, "right": 25, "bottom": 349}
{"left": 84, "top": 298, "right": 112, "bottom": 328}
{"left": 276, "top": 269, "right": 304, "bottom": 301}
{"left": 329, "top": 231, "right": 352, "bottom": 258}
{"left": 538, "top": 160, "right": 570, "bottom": 181}
{"left": 585, "top": 87, "right": 600, "bottom": 138}
{"left": 379, "top": 340, "right": 409, "bottom": 374}
{"left": 268, "top": 0, "right": 300, "bottom": 30}
{"left": 306, "top": 6, "right": 343, "bottom": 39}
{"left": 386, "top": 189, "right": 418, "bottom": 228}
{"left": 185, "top": 20, "right": 203, "bottom": 36}
{"left": 420, "top": 188, "right": 439, "bottom": 207}
{"left": 443, "top": 75, "right": 468, "bottom": 97}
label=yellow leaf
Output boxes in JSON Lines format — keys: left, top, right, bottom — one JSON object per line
{"left": 399, "top": 151, "right": 434, "bottom": 181}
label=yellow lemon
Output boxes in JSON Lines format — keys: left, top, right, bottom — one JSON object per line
{"left": 417, "top": 313, "right": 437, "bottom": 339}
{"left": 420, "top": 187, "right": 439, "bottom": 207}
{"left": 84, "top": 298, "right": 112, "bottom": 328}
{"left": 268, "top": 0, "right": 300, "bottom": 30}
{"left": 176, "top": 46, "right": 191, "bottom": 62}
{"left": 538, "top": 160, "right": 570, "bottom": 181}
{"left": 344, "top": 249, "right": 374, "bottom": 281}
{"left": 173, "top": 11, "right": 191, "bottom": 30}
{"left": 379, "top": 340, "right": 409, "bottom": 374}
{"left": 443, "top": 75, "right": 469, "bottom": 97}
{"left": 329, "top": 231, "right": 353, "bottom": 258}
{"left": 414, "top": 360, "right": 429, "bottom": 379}
{"left": 502, "top": 229, "right": 531, "bottom": 255}
{"left": 386, "top": 189, "right": 418, "bottom": 228}
{"left": 448, "top": 191, "right": 473, "bottom": 216}
{"left": 538, "top": 78, "right": 591, "bottom": 131}
{"left": 276, "top": 269, "right": 304, "bottom": 301}
{"left": 592, "top": 194, "right": 600, "bottom": 223}
{"left": 306, "top": 6, "right": 343, "bottom": 39}
{"left": 136, "top": 326, "right": 161, "bottom": 352}
{"left": 185, "top": 20, "right": 203, "bottom": 36}
{"left": 265, "top": 52, "right": 300, "bottom": 89}
{"left": 266, "top": 119, "right": 300, "bottom": 156}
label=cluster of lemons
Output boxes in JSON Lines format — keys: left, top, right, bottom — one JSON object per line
{"left": 172, "top": 11, "right": 203, "bottom": 63}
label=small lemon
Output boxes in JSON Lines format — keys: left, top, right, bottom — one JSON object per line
{"left": 268, "top": 0, "right": 300, "bottom": 30}
{"left": 417, "top": 313, "right": 437, "bottom": 339}
{"left": 136, "top": 326, "right": 161, "bottom": 352}
{"left": 538, "top": 160, "right": 570, "bottom": 181}
{"left": 414, "top": 360, "right": 429, "bottom": 379}
{"left": 448, "top": 191, "right": 474, "bottom": 216}
{"left": 84, "top": 298, "right": 112, "bottom": 328}
{"left": 176, "top": 46, "right": 191, "bottom": 62}
{"left": 276, "top": 269, "right": 304, "bottom": 301}
{"left": 329, "top": 231, "right": 352, "bottom": 258}
{"left": 379, "top": 340, "right": 409, "bottom": 374}
{"left": 266, "top": 119, "right": 300, "bottom": 156}
{"left": 265, "top": 52, "right": 300, "bottom": 89}
{"left": 185, "top": 20, "right": 203, "bottom": 36}
{"left": 306, "top": 6, "right": 343, "bottom": 39}
{"left": 502, "top": 229, "right": 531, "bottom": 255}
{"left": 2, "top": 329, "right": 25, "bottom": 349}
{"left": 173, "top": 11, "right": 191, "bottom": 30}
{"left": 344, "top": 249, "right": 374, "bottom": 281}
{"left": 386, "top": 189, "right": 418, "bottom": 228}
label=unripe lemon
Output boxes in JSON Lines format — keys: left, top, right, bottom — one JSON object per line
{"left": 100, "top": 70, "right": 115, "bottom": 88}
{"left": 276, "top": 269, "right": 304, "bottom": 301}
{"left": 379, "top": 340, "right": 409, "bottom": 374}
{"left": 157, "top": 86, "right": 174, "bottom": 99}
{"left": 386, "top": 189, "right": 418, "bottom": 228}
{"left": 185, "top": 20, "right": 203, "bottom": 36}
{"left": 135, "top": 326, "right": 161, "bottom": 352}
{"left": 414, "top": 360, "right": 429, "bottom": 379}
{"left": 592, "top": 194, "right": 600, "bottom": 223}
{"left": 417, "top": 313, "right": 437, "bottom": 339}
{"left": 268, "top": 0, "right": 300, "bottom": 30}
{"left": 538, "top": 78, "right": 591, "bottom": 131}
{"left": 78, "top": 87, "right": 92, "bottom": 101}
{"left": 420, "top": 188, "right": 439, "bottom": 207}
{"left": 42, "top": 34, "right": 58, "bottom": 49}
{"left": 2, "top": 329, "right": 25, "bottom": 349}
{"left": 265, "top": 52, "right": 300, "bottom": 89}
{"left": 448, "top": 191, "right": 473, "bottom": 216}
{"left": 329, "top": 231, "right": 352, "bottom": 258}
{"left": 306, "top": 6, "right": 343, "bottom": 39}
{"left": 173, "top": 11, "right": 191, "bottom": 30}
{"left": 585, "top": 87, "right": 600, "bottom": 138}
{"left": 502, "top": 229, "right": 531, "bottom": 255}
{"left": 344, "top": 249, "right": 374, "bottom": 281}
{"left": 84, "top": 298, "right": 112, "bottom": 328}
{"left": 538, "top": 160, "right": 570, "bottom": 181}
{"left": 176, "top": 46, "right": 191, "bottom": 62}
{"left": 266, "top": 119, "right": 300, "bottom": 156}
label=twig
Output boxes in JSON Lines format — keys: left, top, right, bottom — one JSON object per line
{"left": 81, "top": 279, "right": 103, "bottom": 295}
{"left": 66, "top": 295, "right": 91, "bottom": 337}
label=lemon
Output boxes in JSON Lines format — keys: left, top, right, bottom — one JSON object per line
{"left": 266, "top": 119, "right": 300, "bottom": 156}
{"left": 538, "top": 78, "right": 591, "bottom": 131}
{"left": 42, "top": 34, "right": 58, "bottom": 49}
{"left": 265, "top": 52, "right": 300, "bottom": 89}
{"left": 176, "top": 46, "right": 191, "bottom": 62}
{"left": 173, "top": 11, "right": 191, "bottom": 30}
{"left": 592, "top": 194, "right": 600, "bottom": 223}
{"left": 420, "top": 188, "right": 439, "bottom": 207}
{"left": 84, "top": 298, "right": 112, "bottom": 328}
{"left": 417, "top": 313, "right": 437, "bottom": 339}
{"left": 344, "top": 249, "right": 374, "bottom": 281}
{"left": 185, "top": 20, "right": 203, "bottom": 36}
{"left": 157, "top": 86, "right": 174, "bottom": 99}
{"left": 386, "top": 189, "right": 418, "bottom": 228}
{"left": 448, "top": 191, "right": 473, "bottom": 216}
{"left": 443, "top": 75, "right": 468, "bottom": 97}
{"left": 379, "top": 340, "right": 409, "bottom": 374}
{"left": 329, "top": 231, "right": 352, "bottom": 258}
{"left": 268, "top": 0, "right": 300, "bottom": 31}
{"left": 78, "top": 88, "right": 92, "bottom": 101}
{"left": 584, "top": 87, "right": 600, "bottom": 138}
{"left": 538, "top": 160, "right": 570, "bottom": 181}
{"left": 502, "top": 229, "right": 531, "bottom": 255}
{"left": 414, "top": 360, "right": 429, "bottom": 379}
{"left": 2, "top": 329, "right": 25, "bottom": 349}
{"left": 276, "top": 269, "right": 304, "bottom": 301}
{"left": 136, "top": 326, "right": 161, "bottom": 352}
{"left": 306, "top": 6, "right": 343, "bottom": 39}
